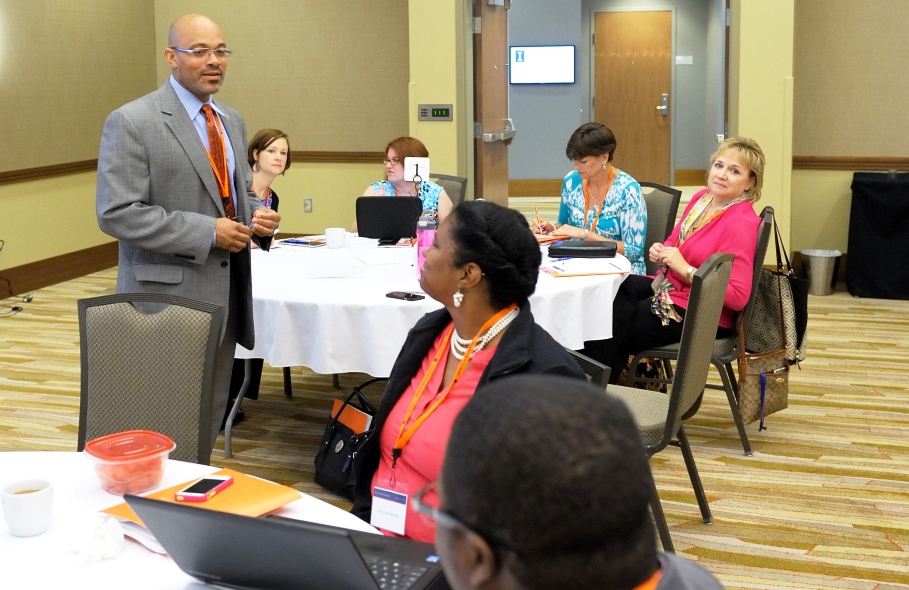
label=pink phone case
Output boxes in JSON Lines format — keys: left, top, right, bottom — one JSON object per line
{"left": 174, "top": 476, "right": 233, "bottom": 502}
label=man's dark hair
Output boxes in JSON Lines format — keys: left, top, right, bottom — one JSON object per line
{"left": 565, "top": 122, "right": 617, "bottom": 162}
{"left": 447, "top": 200, "right": 541, "bottom": 309}
{"left": 441, "top": 375, "right": 657, "bottom": 589}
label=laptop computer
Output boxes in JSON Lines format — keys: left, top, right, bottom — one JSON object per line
{"left": 124, "top": 494, "right": 450, "bottom": 590}
{"left": 356, "top": 196, "right": 424, "bottom": 245}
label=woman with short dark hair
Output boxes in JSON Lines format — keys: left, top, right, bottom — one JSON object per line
{"left": 534, "top": 122, "right": 647, "bottom": 274}
{"left": 351, "top": 200, "right": 585, "bottom": 542}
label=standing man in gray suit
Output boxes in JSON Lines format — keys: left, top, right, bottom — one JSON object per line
{"left": 96, "top": 13, "right": 279, "bottom": 458}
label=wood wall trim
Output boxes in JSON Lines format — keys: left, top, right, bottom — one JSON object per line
{"left": 291, "top": 151, "right": 385, "bottom": 164}
{"left": 509, "top": 179, "right": 562, "bottom": 197}
{"left": 0, "top": 242, "right": 119, "bottom": 298}
{"left": 674, "top": 169, "right": 706, "bottom": 186}
{"left": 792, "top": 156, "right": 909, "bottom": 171}
{"left": 0, "top": 160, "right": 98, "bottom": 185}
{"left": 0, "top": 152, "right": 386, "bottom": 186}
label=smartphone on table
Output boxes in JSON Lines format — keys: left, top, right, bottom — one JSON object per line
{"left": 386, "top": 291, "right": 425, "bottom": 301}
{"left": 174, "top": 475, "right": 234, "bottom": 502}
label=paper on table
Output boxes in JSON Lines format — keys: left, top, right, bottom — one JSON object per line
{"left": 101, "top": 467, "right": 301, "bottom": 551}
{"left": 354, "top": 252, "right": 397, "bottom": 266}
{"left": 540, "top": 258, "right": 629, "bottom": 277}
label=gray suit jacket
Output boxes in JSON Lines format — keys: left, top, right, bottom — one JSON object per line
{"left": 96, "top": 81, "right": 260, "bottom": 349}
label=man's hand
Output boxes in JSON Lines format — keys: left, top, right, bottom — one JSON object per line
{"left": 215, "top": 218, "right": 253, "bottom": 252}
{"left": 250, "top": 207, "right": 281, "bottom": 237}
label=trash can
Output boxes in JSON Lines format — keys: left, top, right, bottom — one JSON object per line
{"left": 802, "top": 249, "right": 841, "bottom": 295}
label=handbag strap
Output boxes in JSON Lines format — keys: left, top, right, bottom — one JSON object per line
{"left": 328, "top": 378, "right": 381, "bottom": 429}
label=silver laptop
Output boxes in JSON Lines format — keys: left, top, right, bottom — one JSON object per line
{"left": 124, "top": 494, "right": 449, "bottom": 590}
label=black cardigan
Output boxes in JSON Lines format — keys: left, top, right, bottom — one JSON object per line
{"left": 350, "top": 300, "right": 586, "bottom": 521}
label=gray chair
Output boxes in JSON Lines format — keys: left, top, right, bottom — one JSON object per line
{"left": 630, "top": 207, "right": 774, "bottom": 456}
{"left": 430, "top": 174, "right": 469, "bottom": 206}
{"left": 639, "top": 182, "right": 682, "bottom": 276}
{"left": 77, "top": 293, "right": 223, "bottom": 465}
{"left": 566, "top": 349, "right": 610, "bottom": 387}
{"left": 608, "top": 254, "right": 734, "bottom": 553}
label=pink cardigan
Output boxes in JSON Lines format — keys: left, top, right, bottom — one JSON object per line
{"left": 662, "top": 189, "right": 759, "bottom": 329}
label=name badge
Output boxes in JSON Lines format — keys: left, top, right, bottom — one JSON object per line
{"left": 371, "top": 485, "right": 409, "bottom": 535}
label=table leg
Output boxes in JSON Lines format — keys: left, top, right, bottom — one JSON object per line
{"left": 224, "top": 359, "right": 252, "bottom": 459}
{"left": 283, "top": 367, "right": 293, "bottom": 399}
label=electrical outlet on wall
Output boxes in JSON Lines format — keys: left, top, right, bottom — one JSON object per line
{"left": 304, "top": 198, "right": 312, "bottom": 213}
{"left": 716, "top": 134, "right": 725, "bottom": 144}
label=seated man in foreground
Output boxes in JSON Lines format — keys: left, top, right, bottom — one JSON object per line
{"left": 421, "top": 374, "right": 725, "bottom": 590}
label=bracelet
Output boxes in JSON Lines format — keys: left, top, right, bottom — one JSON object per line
{"left": 584, "top": 228, "right": 590, "bottom": 239}
{"left": 686, "top": 266, "right": 696, "bottom": 283}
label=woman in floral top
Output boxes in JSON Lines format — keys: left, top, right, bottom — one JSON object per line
{"left": 534, "top": 122, "right": 647, "bottom": 275}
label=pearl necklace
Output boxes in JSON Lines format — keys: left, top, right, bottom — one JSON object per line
{"left": 450, "top": 308, "right": 520, "bottom": 360}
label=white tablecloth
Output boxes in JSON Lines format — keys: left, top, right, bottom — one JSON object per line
{"left": 0, "top": 451, "right": 377, "bottom": 589}
{"left": 236, "top": 237, "right": 629, "bottom": 376}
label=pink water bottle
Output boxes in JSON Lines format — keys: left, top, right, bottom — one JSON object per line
{"left": 415, "top": 215, "right": 437, "bottom": 279}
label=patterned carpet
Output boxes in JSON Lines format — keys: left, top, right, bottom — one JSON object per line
{"left": 1, "top": 267, "right": 908, "bottom": 589}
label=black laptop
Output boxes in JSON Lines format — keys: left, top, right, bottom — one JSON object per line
{"left": 124, "top": 494, "right": 450, "bottom": 590}
{"left": 356, "top": 196, "right": 424, "bottom": 245}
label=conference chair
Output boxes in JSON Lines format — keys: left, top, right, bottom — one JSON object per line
{"left": 639, "top": 182, "right": 682, "bottom": 276}
{"left": 629, "top": 207, "right": 774, "bottom": 455}
{"left": 77, "top": 293, "right": 224, "bottom": 465}
{"left": 566, "top": 348, "right": 610, "bottom": 387}
{"left": 430, "top": 174, "right": 469, "bottom": 206}
{"left": 607, "top": 254, "right": 734, "bottom": 554}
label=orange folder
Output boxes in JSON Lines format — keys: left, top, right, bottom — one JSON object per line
{"left": 331, "top": 399, "right": 373, "bottom": 434}
{"left": 101, "top": 467, "right": 301, "bottom": 528}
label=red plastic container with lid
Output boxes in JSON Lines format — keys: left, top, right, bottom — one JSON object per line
{"left": 83, "top": 430, "right": 176, "bottom": 495}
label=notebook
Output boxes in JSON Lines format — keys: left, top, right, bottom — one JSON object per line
{"left": 124, "top": 494, "right": 450, "bottom": 590}
{"left": 356, "top": 196, "right": 424, "bottom": 245}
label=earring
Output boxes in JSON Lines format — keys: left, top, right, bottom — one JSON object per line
{"left": 252, "top": 162, "right": 260, "bottom": 172}
{"left": 602, "top": 160, "right": 608, "bottom": 170}
{"left": 452, "top": 287, "right": 464, "bottom": 308}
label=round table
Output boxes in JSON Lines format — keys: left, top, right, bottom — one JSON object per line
{"left": 236, "top": 237, "right": 630, "bottom": 376}
{"left": 0, "top": 451, "right": 377, "bottom": 589}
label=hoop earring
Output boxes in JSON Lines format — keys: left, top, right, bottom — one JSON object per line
{"left": 452, "top": 287, "right": 464, "bottom": 308}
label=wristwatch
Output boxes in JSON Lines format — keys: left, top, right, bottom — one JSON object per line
{"left": 686, "top": 266, "right": 696, "bottom": 283}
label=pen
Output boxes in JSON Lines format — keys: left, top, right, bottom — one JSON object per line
{"left": 609, "top": 262, "right": 621, "bottom": 270}
{"left": 551, "top": 257, "right": 571, "bottom": 261}
{"left": 534, "top": 206, "right": 545, "bottom": 233}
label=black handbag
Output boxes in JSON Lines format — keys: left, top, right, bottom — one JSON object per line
{"left": 313, "top": 378, "right": 381, "bottom": 499}
{"left": 746, "top": 217, "right": 809, "bottom": 364}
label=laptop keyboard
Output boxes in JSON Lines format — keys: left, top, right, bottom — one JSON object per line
{"left": 366, "top": 557, "right": 430, "bottom": 590}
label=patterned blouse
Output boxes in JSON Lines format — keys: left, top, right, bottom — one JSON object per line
{"left": 557, "top": 169, "right": 647, "bottom": 274}
{"left": 368, "top": 180, "right": 445, "bottom": 215}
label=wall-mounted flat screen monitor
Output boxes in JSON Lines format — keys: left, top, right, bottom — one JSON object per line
{"left": 509, "top": 45, "right": 576, "bottom": 84}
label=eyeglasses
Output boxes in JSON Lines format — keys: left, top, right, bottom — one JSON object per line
{"left": 383, "top": 158, "right": 401, "bottom": 166}
{"left": 170, "top": 47, "right": 233, "bottom": 59}
{"left": 412, "top": 481, "right": 518, "bottom": 555}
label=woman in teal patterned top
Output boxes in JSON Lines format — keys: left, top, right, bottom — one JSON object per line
{"left": 534, "top": 123, "right": 647, "bottom": 275}
{"left": 352, "top": 136, "right": 454, "bottom": 232}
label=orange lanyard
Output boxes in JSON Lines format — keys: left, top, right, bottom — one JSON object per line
{"left": 633, "top": 569, "right": 663, "bottom": 590}
{"left": 581, "top": 167, "right": 617, "bottom": 233}
{"left": 391, "top": 305, "right": 518, "bottom": 464}
{"left": 205, "top": 112, "right": 231, "bottom": 198}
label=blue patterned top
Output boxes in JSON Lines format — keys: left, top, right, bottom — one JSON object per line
{"left": 368, "top": 180, "right": 444, "bottom": 215}
{"left": 558, "top": 169, "right": 647, "bottom": 274}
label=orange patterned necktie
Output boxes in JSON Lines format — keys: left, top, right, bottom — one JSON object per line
{"left": 201, "top": 105, "right": 235, "bottom": 220}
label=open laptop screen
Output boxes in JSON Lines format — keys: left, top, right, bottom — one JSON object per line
{"left": 356, "top": 196, "right": 423, "bottom": 243}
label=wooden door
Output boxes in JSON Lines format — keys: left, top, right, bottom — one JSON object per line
{"left": 594, "top": 11, "right": 672, "bottom": 184}
{"left": 473, "top": 0, "right": 511, "bottom": 206}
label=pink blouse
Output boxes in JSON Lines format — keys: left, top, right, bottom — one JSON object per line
{"left": 371, "top": 325, "right": 495, "bottom": 542}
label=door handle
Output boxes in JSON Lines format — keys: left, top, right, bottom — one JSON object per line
{"left": 482, "top": 118, "right": 517, "bottom": 143}
{"left": 655, "top": 93, "right": 669, "bottom": 116}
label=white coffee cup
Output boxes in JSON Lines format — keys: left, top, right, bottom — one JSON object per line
{"left": 325, "top": 227, "right": 346, "bottom": 249}
{"left": 2, "top": 479, "right": 54, "bottom": 537}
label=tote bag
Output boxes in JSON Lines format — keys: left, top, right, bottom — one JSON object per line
{"left": 745, "top": 218, "right": 808, "bottom": 364}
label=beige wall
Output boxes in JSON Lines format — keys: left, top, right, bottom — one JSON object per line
{"left": 728, "top": 0, "right": 794, "bottom": 261}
